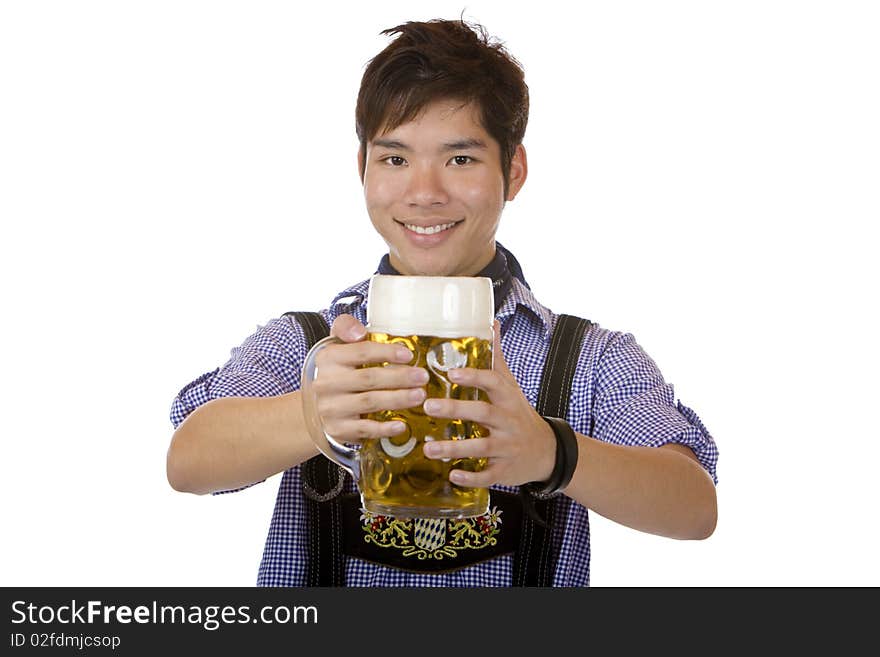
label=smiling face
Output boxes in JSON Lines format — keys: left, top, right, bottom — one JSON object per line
{"left": 360, "top": 99, "right": 527, "bottom": 276}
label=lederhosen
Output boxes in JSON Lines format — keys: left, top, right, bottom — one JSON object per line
{"left": 287, "top": 310, "right": 591, "bottom": 586}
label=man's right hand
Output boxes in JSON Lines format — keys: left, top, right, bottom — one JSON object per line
{"left": 311, "top": 313, "right": 428, "bottom": 441}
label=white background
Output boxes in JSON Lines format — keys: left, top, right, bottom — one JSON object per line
{"left": 2, "top": 1, "right": 878, "bottom": 587}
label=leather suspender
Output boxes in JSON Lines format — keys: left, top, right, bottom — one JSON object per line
{"left": 285, "top": 310, "right": 591, "bottom": 587}
{"left": 285, "top": 311, "right": 348, "bottom": 586}
{"left": 513, "top": 314, "right": 591, "bottom": 586}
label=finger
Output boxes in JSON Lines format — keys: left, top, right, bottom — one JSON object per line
{"left": 423, "top": 436, "right": 507, "bottom": 461}
{"left": 446, "top": 366, "right": 504, "bottom": 396}
{"left": 319, "top": 339, "right": 415, "bottom": 368}
{"left": 330, "top": 314, "right": 367, "bottom": 342}
{"left": 324, "top": 418, "right": 408, "bottom": 442}
{"left": 352, "top": 364, "right": 429, "bottom": 391}
{"left": 448, "top": 465, "right": 498, "bottom": 489}
{"left": 423, "top": 398, "right": 494, "bottom": 425}
{"left": 321, "top": 387, "right": 427, "bottom": 417}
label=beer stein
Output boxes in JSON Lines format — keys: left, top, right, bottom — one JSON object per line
{"left": 301, "top": 275, "right": 494, "bottom": 518}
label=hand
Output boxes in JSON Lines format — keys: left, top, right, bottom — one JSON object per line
{"left": 421, "top": 320, "right": 557, "bottom": 487}
{"left": 311, "top": 314, "right": 429, "bottom": 442}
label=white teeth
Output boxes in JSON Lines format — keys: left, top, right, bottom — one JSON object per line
{"left": 404, "top": 222, "right": 457, "bottom": 235}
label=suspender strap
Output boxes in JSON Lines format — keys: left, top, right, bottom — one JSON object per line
{"left": 284, "top": 311, "right": 347, "bottom": 586}
{"left": 289, "top": 310, "right": 331, "bottom": 351}
{"left": 536, "top": 314, "right": 591, "bottom": 420}
{"left": 513, "top": 314, "right": 591, "bottom": 587}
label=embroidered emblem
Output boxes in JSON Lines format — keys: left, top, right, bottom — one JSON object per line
{"left": 360, "top": 507, "right": 503, "bottom": 560}
{"left": 413, "top": 518, "right": 447, "bottom": 551}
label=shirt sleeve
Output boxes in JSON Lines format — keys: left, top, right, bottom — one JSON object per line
{"left": 168, "top": 316, "right": 311, "bottom": 494}
{"left": 169, "top": 316, "right": 309, "bottom": 430}
{"left": 592, "top": 332, "right": 719, "bottom": 484}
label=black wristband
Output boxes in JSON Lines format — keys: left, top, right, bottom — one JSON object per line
{"left": 524, "top": 416, "right": 579, "bottom": 499}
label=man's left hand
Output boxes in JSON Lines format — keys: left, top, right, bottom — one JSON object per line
{"left": 421, "top": 320, "right": 558, "bottom": 487}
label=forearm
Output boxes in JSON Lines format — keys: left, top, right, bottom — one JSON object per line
{"left": 563, "top": 435, "right": 717, "bottom": 540}
{"left": 166, "top": 392, "right": 319, "bottom": 495}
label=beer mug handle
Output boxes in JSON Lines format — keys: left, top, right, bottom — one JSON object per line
{"left": 300, "top": 335, "right": 360, "bottom": 482}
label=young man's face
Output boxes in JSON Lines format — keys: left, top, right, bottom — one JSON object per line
{"left": 360, "top": 99, "right": 526, "bottom": 276}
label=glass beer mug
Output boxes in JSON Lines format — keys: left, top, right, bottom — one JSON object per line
{"left": 301, "top": 275, "right": 494, "bottom": 518}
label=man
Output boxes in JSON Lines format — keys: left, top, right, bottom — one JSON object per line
{"left": 167, "top": 18, "right": 718, "bottom": 586}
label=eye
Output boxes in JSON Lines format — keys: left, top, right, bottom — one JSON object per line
{"left": 450, "top": 155, "right": 474, "bottom": 166}
{"left": 382, "top": 156, "right": 406, "bottom": 166}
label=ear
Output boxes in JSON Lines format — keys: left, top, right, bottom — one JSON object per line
{"left": 357, "top": 146, "right": 365, "bottom": 183}
{"left": 506, "top": 144, "right": 528, "bottom": 202}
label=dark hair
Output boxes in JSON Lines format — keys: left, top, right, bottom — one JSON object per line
{"left": 355, "top": 19, "right": 529, "bottom": 196}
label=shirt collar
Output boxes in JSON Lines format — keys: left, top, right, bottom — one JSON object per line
{"left": 497, "top": 277, "right": 553, "bottom": 339}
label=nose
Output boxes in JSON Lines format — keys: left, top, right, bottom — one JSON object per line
{"left": 405, "top": 163, "right": 449, "bottom": 207}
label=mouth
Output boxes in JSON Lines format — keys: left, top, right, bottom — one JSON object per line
{"left": 396, "top": 219, "right": 463, "bottom": 236}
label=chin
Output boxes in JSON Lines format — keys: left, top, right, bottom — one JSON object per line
{"left": 393, "top": 252, "right": 456, "bottom": 277}
{"left": 402, "top": 264, "right": 455, "bottom": 277}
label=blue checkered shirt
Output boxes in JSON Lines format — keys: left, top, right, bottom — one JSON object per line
{"left": 170, "top": 276, "right": 719, "bottom": 586}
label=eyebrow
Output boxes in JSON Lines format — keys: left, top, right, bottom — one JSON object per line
{"left": 371, "top": 137, "right": 488, "bottom": 152}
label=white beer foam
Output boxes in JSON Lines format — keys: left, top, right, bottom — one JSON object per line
{"left": 366, "top": 275, "right": 494, "bottom": 340}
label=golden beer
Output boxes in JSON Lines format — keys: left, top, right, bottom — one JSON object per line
{"left": 360, "top": 332, "right": 492, "bottom": 518}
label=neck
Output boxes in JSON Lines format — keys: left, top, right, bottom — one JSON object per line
{"left": 388, "top": 248, "right": 496, "bottom": 278}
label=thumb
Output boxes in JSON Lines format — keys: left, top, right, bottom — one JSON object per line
{"left": 330, "top": 314, "right": 367, "bottom": 343}
{"left": 492, "top": 320, "right": 511, "bottom": 375}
